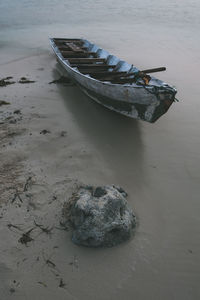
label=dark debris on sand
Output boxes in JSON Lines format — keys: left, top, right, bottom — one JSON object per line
{"left": 0, "top": 100, "right": 10, "bottom": 106}
{"left": 49, "top": 76, "right": 73, "bottom": 85}
{"left": 59, "top": 278, "right": 66, "bottom": 288}
{"left": 18, "top": 77, "right": 35, "bottom": 84}
{"left": 0, "top": 77, "right": 15, "bottom": 87}
{"left": 18, "top": 228, "right": 35, "bottom": 245}
{"left": 13, "top": 109, "right": 21, "bottom": 114}
{"left": 40, "top": 129, "right": 51, "bottom": 135}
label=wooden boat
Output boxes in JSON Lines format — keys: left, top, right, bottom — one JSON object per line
{"left": 49, "top": 38, "right": 177, "bottom": 123}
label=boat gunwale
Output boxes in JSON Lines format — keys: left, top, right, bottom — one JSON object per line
{"left": 49, "top": 38, "right": 173, "bottom": 91}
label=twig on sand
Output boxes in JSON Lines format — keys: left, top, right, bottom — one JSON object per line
{"left": 34, "top": 220, "right": 53, "bottom": 235}
{"left": 11, "top": 191, "right": 23, "bottom": 203}
{"left": 42, "top": 251, "right": 57, "bottom": 269}
{"left": 11, "top": 177, "right": 33, "bottom": 204}
{"left": 23, "top": 176, "right": 32, "bottom": 192}
{"left": 46, "top": 259, "right": 56, "bottom": 268}
{"left": 18, "top": 227, "right": 35, "bottom": 245}
{"left": 38, "top": 281, "right": 47, "bottom": 287}
{"left": 48, "top": 76, "right": 73, "bottom": 85}
{"left": 59, "top": 278, "right": 66, "bottom": 288}
{"left": 7, "top": 223, "right": 22, "bottom": 231}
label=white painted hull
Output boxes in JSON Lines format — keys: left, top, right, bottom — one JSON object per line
{"left": 49, "top": 38, "right": 177, "bottom": 123}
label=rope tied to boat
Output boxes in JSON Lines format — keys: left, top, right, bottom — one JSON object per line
{"left": 134, "top": 71, "right": 151, "bottom": 85}
{"left": 141, "top": 84, "right": 177, "bottom": 102}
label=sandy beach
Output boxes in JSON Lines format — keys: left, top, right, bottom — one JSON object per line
{"left": 1, "top": 1, "right": 200, "bottom": 299}
{"left": 0, "top": 52, "right": 116, "bottom": 299}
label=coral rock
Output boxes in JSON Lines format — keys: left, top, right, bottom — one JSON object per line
{"left": 64, "top": 185, "right": 136, "bottom": 247}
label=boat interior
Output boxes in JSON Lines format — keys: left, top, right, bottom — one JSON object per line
{"left": 52, "top": 38, "right": 156, "bottom": 85}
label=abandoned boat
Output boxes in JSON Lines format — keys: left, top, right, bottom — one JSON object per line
{"left": 49, "top": 38, "right": 177, "bottom": 123}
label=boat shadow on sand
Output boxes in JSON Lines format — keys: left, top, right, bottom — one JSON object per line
{"left": 51, "top": 66, "right": 146, "bottom": 189}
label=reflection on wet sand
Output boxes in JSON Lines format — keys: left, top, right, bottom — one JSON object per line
{"left": 52, "top": 65, "right": 145, "bottom": 189}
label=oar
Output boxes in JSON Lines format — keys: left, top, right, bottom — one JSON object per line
{"left": 110, "top": 67, "right": 166, "bottom": 84}
{"left": 119, "top": 67, "right": 166, "bottom": 78}
{"left": 141, "top": 67, "right": 166, "bottom": 74}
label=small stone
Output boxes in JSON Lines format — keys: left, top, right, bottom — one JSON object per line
{"left": 40, "top": 129, "right": 51, "bottom": 135}
{"left": 60, "top": 131, "right": 67, "bottom": 137}
{"left": 14, "top": 109, "right": 21, "bottom": 114}
{"left": 19, "top": 77, "right": 35, "bottom": 83}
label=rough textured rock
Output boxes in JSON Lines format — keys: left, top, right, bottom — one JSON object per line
{"left": 64, "top": 185, "right": 136, "bottom": 247}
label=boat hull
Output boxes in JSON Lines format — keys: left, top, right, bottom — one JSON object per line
{"left": 50, "top": 38, "right": 176, "bottom": 123}
{"left": 78, "top": 83, "right": 173, "bottom": 122}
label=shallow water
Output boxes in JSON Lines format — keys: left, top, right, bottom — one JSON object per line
{"left": 0, "top": 1, "right": 200, "bottom": 299}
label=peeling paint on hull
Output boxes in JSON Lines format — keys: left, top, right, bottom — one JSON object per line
{"left": 49, "top": 38, "right": 177, "bottom": 123}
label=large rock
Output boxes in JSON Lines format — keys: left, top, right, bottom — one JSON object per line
{"left": 63, "top": 185, "right": 136, "bottom": 247}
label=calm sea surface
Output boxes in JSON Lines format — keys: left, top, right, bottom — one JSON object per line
{"left": 0, "top": 1, "right": 200, "bottom": 299}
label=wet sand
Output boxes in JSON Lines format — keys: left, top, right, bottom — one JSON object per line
{"left": 0, "top": 46, "right": 199, "bottom": 300}
{"left": 1, "top": 1, "right": 200, "bottom": 298}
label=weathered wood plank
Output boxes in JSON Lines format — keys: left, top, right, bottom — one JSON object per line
{"left": 79, "top": 67, "right": 165, "bottom": 81}
{"left": 80, "top": 71, "right": 127, "bottom": 76}
{"left": 92, "top": 71, "right": 127, "bottom": 78}
{"left": 78, "top": 67, "right": 116, "bottom": 74}
{"left": 65, "top": 42, "right": 83, "bottom": 52}
{"left": 67, "top": 58, "right": 106, "bottom": 64}
{"left": 53, "top": 38, "right": 82, "bottom": 41}
{"left": 71, "top": 64, "right": 115, "bottom": 68}
{"left": 58, "top": 46, "right": 88, "bottom": 51}
{"left": 62, "top": 53, "right": 89, "bottom": 58}
{"left": 61, "top": 51, "right": 96, "bottom": 58}
{"left": 54, "top": 40, "right": 84, "bottom": 47}
{"left": 53, "top": 38, "right": 83, "bottom": 44}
